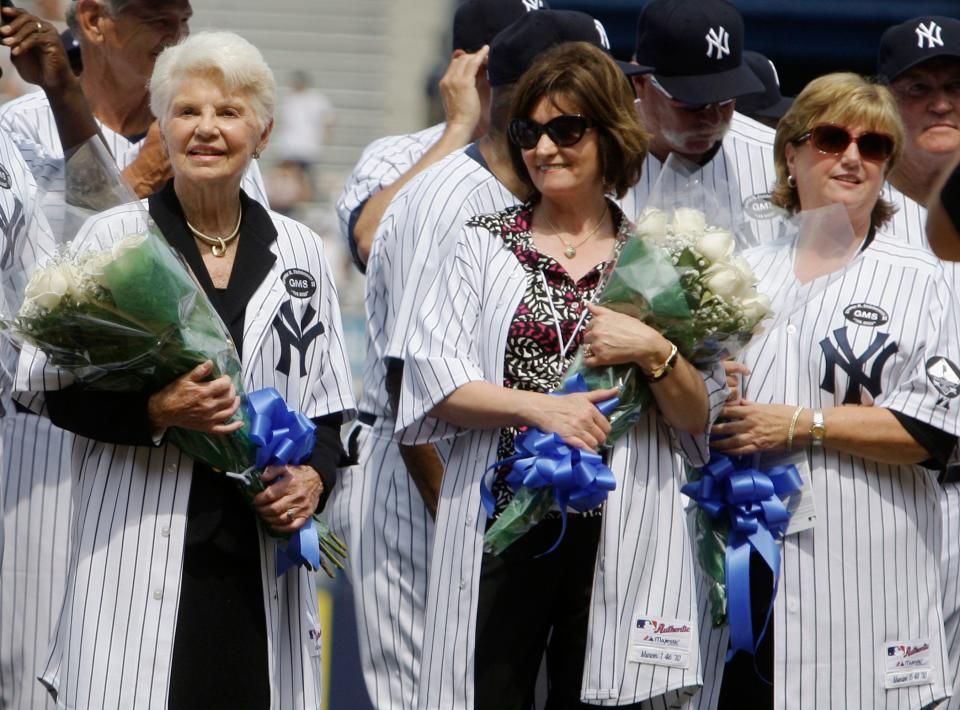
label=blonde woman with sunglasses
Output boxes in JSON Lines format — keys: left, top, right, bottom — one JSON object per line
{"left": 707, "top": 73, "right": 960, "bottom": 709}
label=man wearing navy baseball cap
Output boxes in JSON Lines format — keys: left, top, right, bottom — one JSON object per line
{"left": 878, "top": 16, "right": 960, "bottom": 710}
{"left": 619, "top": 0, "right": 781, "bottom": 246}
{"left": 879, "top": 15, "right": 960, "bottom": 207}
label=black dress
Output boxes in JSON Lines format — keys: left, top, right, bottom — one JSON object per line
{"left": 46, "top": 181, "right": 343, "bottom": 709}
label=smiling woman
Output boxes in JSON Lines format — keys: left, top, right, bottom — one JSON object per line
{"left": 27, "top": 31, "right": 355, "bottom": 710}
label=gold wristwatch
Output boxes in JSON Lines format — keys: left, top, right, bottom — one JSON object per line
{"left": 810, "top": 409, "right": 826, "bottom": 447}
{"left": 645, "top": 342, "right": 679, "bottom": 383}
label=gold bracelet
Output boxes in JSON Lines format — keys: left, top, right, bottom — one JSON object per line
{"left": 786, "top": 405, "right": 804, "bottom": 451}
{"left": 644, "top": 342, "right": 679, "bottom": 382}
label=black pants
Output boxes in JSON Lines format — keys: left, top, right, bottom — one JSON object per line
{"left": 717, "top": 550, "right": 774, "bottom": 710}
{"left": 475, "top": 514, "right": 643, "bottom": 710}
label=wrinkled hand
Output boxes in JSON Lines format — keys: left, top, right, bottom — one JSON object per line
{"left": 253, "top": 464, "right": 323, "bottom": 533}
{"left": 123, "top": 122, "right": 173, "bottom": 198}
{"left": 723, "top": 361, "right": 751, "bottom": 404}
{"left": 439, "top": 45, "right": 488, "bottom": 134}
{"left": 1, "top": 8, "right": 73, "bottom": 90}
{"left": 147, "top": 360, "right": 243, "bottom": 434}
{"left": 711, "top": 401, "right": 800, "bottom": 456}
{"left": 526, "top": 387, "right": 618, "bottom": 452}
{"left": 582, "top": 303, "right": 671, "bottom": 371}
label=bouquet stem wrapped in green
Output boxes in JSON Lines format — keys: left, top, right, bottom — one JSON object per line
{"left": 484, "top": 158, "right": 771, "bottom": 556}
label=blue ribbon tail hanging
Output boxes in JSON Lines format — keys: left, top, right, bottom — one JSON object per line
{"left": 245, "top": 387, "right": 320, "bottom": 576}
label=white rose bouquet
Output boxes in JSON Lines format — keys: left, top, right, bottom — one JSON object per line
{"left": 484, "top": 163, "right": 772, "bottom": 555}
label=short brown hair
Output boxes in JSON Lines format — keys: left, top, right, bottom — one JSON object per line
{"left": 508, "top": 42, "right": 649, "bottom": 200}
{"left": 772, "top": 72, "right": 904, "bottom": 229}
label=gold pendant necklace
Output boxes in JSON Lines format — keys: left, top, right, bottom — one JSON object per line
{"left": 186, "top": 206, "right": 243, "bottom": 257}
{"left": 541, "top": 202, "right": 609, "bottom": 259}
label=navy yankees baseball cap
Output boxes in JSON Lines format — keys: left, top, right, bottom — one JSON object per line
{"left": 735, "top": 51, "right": 793, "bottom": 119}
{"left": 622, "top": 0, "right": 762, "bottom": 104}
{"left": 877, "top": 16, "right": 960, "bottom": 83}
{"left": 487, "top": 9, "right": 611, "bottom": 87}
{"left": 453, "top": 0, "right": 550, "bottom": 54}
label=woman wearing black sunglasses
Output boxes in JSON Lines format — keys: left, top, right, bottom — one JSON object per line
{"left": 709, "top": 72, "right": 960, "bottom": 709}
{"left": 397, "top": 42, "right": 728, "bottom": 709}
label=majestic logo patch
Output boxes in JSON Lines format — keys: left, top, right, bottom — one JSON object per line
{"left": 916, "top": 21, "right": 944, "bottom": 49}
{"left": 743, "top": 193, "right": 777, "bottom": 220}
{"left": 0, "top": 164, "right": 11, "bottom": 190}
{"left": 272, "top": 300, "right": 325, "bottom": 377}
{"left": 843, "top": 303, "right": 889, "bottom": 327}
{"left": 705, "top": 26, "right": 730, "bottom": 59}
{"left": 281, "top": 268, "right": 316, "bottom": 299}
{"left": 926, "top": 357, "right": 960, "bottom": 407}
{"left": 820, "top": 327, "right": 898, "bottom": 404}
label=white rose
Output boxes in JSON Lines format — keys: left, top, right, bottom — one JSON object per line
{"left": 633, "top": 207, "right": 668, "bottom": 241}
{"left": 703, "top": 262, "right": 748, "bottom": 300}
{"left": 23, "top": 263, "right": 76, "bottom": 311}
{"left": 671, "top": 208, "right": 707, "bottom": 237}
{"left": 740, "top": 291, "right": 771, "bottom": 323}
{"left": 730, "top": 256, "right": 757, "bottom": 284}
{"left": 695, "top": 228, "right": 735, "bottom": 262}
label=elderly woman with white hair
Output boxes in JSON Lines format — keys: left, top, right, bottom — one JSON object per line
{"left": 27, "top": 31, "right": 355, "bottom": 710}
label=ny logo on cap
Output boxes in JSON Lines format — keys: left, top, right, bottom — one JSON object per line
{"left": 705, "top": 26, "right": 730, "bottom": 60}
{"left": 594, "top": 19, "right": 610, "bottom": 50}
{"left": 916, "top": 21, "right": 944, "bottom": 49}
{"left": 521, "top": 0, "right": 542, "bottom": 11}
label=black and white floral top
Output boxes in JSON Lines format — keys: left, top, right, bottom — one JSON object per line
{"left": 465, "top": 199, "right": 629, "bottom": 516}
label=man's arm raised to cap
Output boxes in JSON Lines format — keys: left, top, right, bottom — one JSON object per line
{"left": 351, "top": 45, "right": 489, "bottom": 266}
{"left": 927, "top": 152, "right": 960, "bottom": 261}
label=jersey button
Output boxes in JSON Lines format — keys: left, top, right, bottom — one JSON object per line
{"left": 153, "top": 589, "right": 163, "bottom": 600}
{"left": 458, "top": 578, "right": 467, "bottom": 590}
{"left": 160, "top": 526, "right": 170, "bottom": 537}
{"left": 465, "top": 514, "right": 475, "bottom": 526}
{"left": 786, "top": 324, "right": 797, "bottom": 335}
{"left": 166, "top": 463, "right": 176, "bottom": 473}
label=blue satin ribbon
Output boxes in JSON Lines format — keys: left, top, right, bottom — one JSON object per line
{"left": 682, "top": 452, "right": 802, "bottom": 659}
{"left": 245, "top": 387, "right": 320, "bottom": 575}
{"left": 481, "top": 374, "right": 619, "bottom": 554}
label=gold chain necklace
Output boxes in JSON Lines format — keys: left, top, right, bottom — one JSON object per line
{"left": 186, "top": 206, "right": 243, "bottom": 257}
{"left": 540, "top": 202, "right": 609, "bottom": 259}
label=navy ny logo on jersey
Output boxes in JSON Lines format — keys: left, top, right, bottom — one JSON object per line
{"left": 0, "top": 197, "right": 25, "bottom": 271}
{"left": 820, "top": 327, "right": 898, "bottom": 404}
{"left": 272, "top": 300, "right": 324, "bottom": 377}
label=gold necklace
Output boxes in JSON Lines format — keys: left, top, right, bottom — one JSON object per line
{"left": 186, "top": 206, "right": 243, "bottom": 257}
{"left": 540, "top": 202, "right": 609, "bottom": 259}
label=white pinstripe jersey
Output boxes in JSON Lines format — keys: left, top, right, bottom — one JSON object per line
{"left": 620, "top": 113, "right": 779, "bottom": 245}
{"left": 0, "top": 91, "right": 269, "bottom": 237}
{"left": 14, "top": 201, "right": 356, "bottom": 710}
{"left": 395, "top": 215, "right": 728, "bottom": 708}
{"left": 883, "top": 180, "right": 960, "bottom": 710}
{"left": 335, "top": 123, "right": 446, "bottom": 264}
{"left": 735, "top": 231, "right": 960, "bottom": 709}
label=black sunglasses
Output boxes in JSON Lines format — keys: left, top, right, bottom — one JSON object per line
{"left": 508, "top": 114, "right": 594, "bottom": 150}
{"left": 794, "top": 124, "right": 895, "bottom": 163}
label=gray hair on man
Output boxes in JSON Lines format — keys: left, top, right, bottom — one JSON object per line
{"left": 149, "top": 31, "right": 276, "bottom": 131}
{"left": 65, "top": 0, "right": 138, "bottom": 33}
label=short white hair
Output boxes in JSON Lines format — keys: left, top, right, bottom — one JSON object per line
{"left": 149, "top": 31, "right": 275, "bottom": 131}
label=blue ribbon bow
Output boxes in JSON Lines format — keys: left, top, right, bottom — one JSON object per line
{"left": 246, "top": 387, "right": 319, "bottom": 575}
{"left": 481, "top": 374, "right": 619, "bottom": 555}
{"left": 682, "top": 452, "right": 802, "bottom": 659}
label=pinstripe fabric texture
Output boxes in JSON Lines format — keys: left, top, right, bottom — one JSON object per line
{"left": 885, "top": 181, "right": 960, "bottom": 710}
{"left": 716, "top": 231, "right": 960, "bottom": 709}
{"left": 620, "top": 113, "right": 780, "bottom": 246}
{"left": 327, "top": 144, "right": 518, "bottom": 709}
{"left": 396, "top": 216, "right": 728, "bottom": 708}
{"left": 13, "top": 201, "right": 354, "bottom": 710}
{"left": 334, "top": 123, "right": 447, "bottom": 252}
{"left": 0, "top": 92, "right": 270, "bottom": 710}
{"left": 0, "top": 129, "right": 59, "bottom": 710}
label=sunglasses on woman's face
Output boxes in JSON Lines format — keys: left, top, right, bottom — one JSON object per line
{"left": 508, "top": 114, "right": 594, "bottom": 150}
{"left": 794, "top": 124, "right": 895, "bottom": 163}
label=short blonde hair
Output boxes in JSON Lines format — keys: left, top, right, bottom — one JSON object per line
{"left": 772, "top": 72, "right": 904, "bottom": 229}
{"left": 149, "top": 31, "right": 275, "bottom": 131}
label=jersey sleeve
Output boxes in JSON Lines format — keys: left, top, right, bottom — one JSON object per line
{"left": 880, "top": 269, "right": 960, "bottom": 437}
{"left": 395, "top": 225, "right": 486, "bottom": 445}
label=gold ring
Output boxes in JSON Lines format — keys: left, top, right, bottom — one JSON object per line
{"left": 285, "top": 508, "right": 294, "bottom": 521}
{"left": 36, "top": 22, "right": 42, "bottom": 31}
